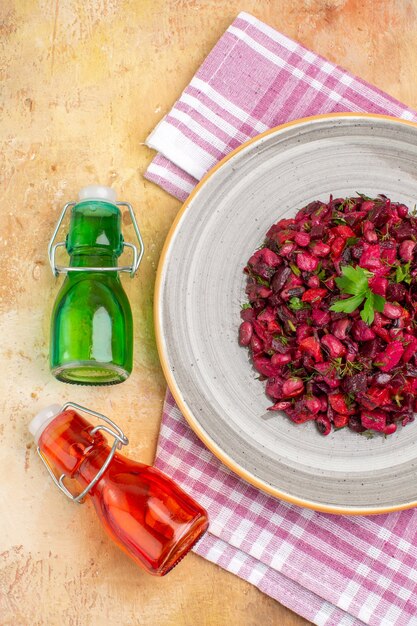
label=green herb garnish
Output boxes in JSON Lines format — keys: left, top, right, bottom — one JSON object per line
{"left": 332, "top": 214, "right": 347, "bottom": 225}
{"left": 329, "top": 265, "right": 385, "bottom": 325}
{"left": 315, "top": 205, "right": 327, "bottom": 217}
{"left": 288, "top": 297, "right": 304, "bottom": 311}
{"left": 331, "top": 294, "right": 365, "bottom": 314}
{"left": 395, "top": 261, "right": 412, "bottom": 285}
{"left": 273, "top": 334, "right": 289, "bottom": 346}
{"left": 356, "top": 192, "right": 373, "bottom": 201}
{"left": 361, "top": 430, "right": 375, "bottom": 439}
{"left": 331, "top": 357, "right": 364, "bottom": 378}
{"left": 317, "top": 269, "right": 327, "bottom": 281}
{"left": 289, "top": 263, "right": 301, "bottom": 277}
{"left": 255, "top": 276, "right": 270, "bottom": 286}
{"left": 338, "top": 198, "right": 355, "bottom": 211}
{"left": 345, "top": 392, "right": 356, "bottom": 407}
{"left": 394, "top": 393, "right": 404, "bottom": 407}
{"left": 346, "top": 237, "right": 359, "bottom": 246}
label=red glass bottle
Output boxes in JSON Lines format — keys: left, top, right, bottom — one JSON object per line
{"left": 29, "top": 403, "right": 209, "bottom": 576}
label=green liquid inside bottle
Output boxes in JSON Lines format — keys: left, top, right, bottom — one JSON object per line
{"left": 50, "top": 193, "right": 133, "bottom": 385}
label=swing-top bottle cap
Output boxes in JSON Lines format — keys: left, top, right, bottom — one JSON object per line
{"left": 30, "top": 402, "right": 129, "bottom": 504}
{"left": 78, "top": 185, "right": 117, "bottom": 205}
{"left": 48, "top": 189, "right": 144, "bottom": 277}
{"left": 29, "top": 404, "right": 61, "bottom": 444}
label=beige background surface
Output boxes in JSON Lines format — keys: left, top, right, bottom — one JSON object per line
{"left": 1, "top": 1, "right": 417, "bottom": 625}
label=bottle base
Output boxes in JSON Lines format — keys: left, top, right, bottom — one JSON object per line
{"left": 51, "top": 361, "right": 130, "bottom": 385}
{"left": 157, "top": 515, "right": 209, "bottom": 576}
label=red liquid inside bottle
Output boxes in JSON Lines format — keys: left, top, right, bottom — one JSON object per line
{"left": 30, "top": 405, "right": 209, "bottom": 575}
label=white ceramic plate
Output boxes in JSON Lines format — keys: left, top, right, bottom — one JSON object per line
{"left": 155, "top": 113, "right": 417, "bottom": 514}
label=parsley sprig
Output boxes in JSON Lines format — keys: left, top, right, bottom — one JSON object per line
{"left": 329, "top": 265, "right": 385, "bottom": 325}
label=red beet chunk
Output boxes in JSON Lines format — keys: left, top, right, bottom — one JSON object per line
{"left": 331, "top": 225, "right": 356, "bottom": 239}
{"left": 266, "top": 377, "right": 284, "bottom": 399}
{"left": 330, "top": 237, "right": 346, "bottom": 258}
{"left": 297, "top": 323, "right": 314, "bottom": 342}
{"left": 296, "top": 252, "right": 319, "bottom": 272}
{"left": 268, "top": 400, "right": 292, "bottom": 411}
{"left": 369, "top": 275, "right": 387, "bottom": 297}
{"left": 328, "top": 394, "right": 352, "bottom": 415}
{"left": 282, "top": 378, "right": 304, "bottom": 398}
{"left": 299, "top": 336, "right": 323, "bottom": 362}
{"left": 383, "top": 423, "right": 397, "bottom": 435}
{"left": 321, "top": 334, "right": 346, "bottom": 358}
{"left": 271, "top": 353, "right": 292, "bottom": 366}
{"left": 352, "top": 320, "right": 376, "bottom": 342}
{"left": 312, "top": 308, "right": 331, "bottom": 327}
{"left": 361, "top": 410, "right": 387, "bottom": 432}
{"left": 311, "top": 242, "right": 331, "bottom": 257}
{"left": 288, "top": 410, "right": 316, "bottom": 424}
{"left": 362, "top": 386, "right": 391, "bottom": 408}
{"left": 304, "top": 396, "right": 321, "bottom": 414}
{"left": 280, "top": 243, "right": 297, "bottom": 257}
{"left": 316, "top": 414, "right": 331, "bottom": 435}
{"left": 302, "top": 288, "right": 327, "bottom": 303}
{"left": 239, "top": 322, "right": 253, "bottom": 346}
{"left": 332, "top": 318, "right": 350, "bottom": 340}
{"left": 294, "top": 231, "right": 311, "bottom": 247}
{"left": 363, "top": 221, "right": 378, "bottom": 243}
{"left": 359, "top": 243, "right": 385, "bottom": 273}
{"left": 257, "top": 307, "right": 276, "bottom": 324}
{"left": 253, "top": 356, "right": 282, "bottom": 378}
{"left": 402, "top": 335, "right": 417, "bottom": 363}
{"left": 266, "top": 218, "right": 296, "bottom": 236}
{"left": 314, "top": 362, "right": 341, "bottom": 389}
{"left": 333, "top": 414, "right": 349, "bottom": 428}
{"left": 248, "top": 248, "right": 282, "bottom": 268}
{"left": 380, "top": 241, "right": 397, "bottom": 265}
{"left": 382, "top": 303, "right": 402, "bottom": 319}
{"left": 308, "top": 275, "right": 320, "bottom": 288}
{"left": 375, "top": 341, "right": 404, "bottom": 372}
{"left": 399, "top": 240, "right": 415, "bottom": 261}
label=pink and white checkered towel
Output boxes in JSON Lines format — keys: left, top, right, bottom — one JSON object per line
{"left": 145, "top": 12, "right": 417, "bottom": 626}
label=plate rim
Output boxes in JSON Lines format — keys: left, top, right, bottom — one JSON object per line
{"left": 154, "top": 112, "right": 417, "bottom": 515}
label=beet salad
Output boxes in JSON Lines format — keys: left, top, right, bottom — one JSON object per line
{"left": 239, "top": 194, "right": 417, "bottom": 437}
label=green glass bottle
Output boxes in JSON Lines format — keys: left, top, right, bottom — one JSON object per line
{"left": 49, "top": 186, "right": 144, "bottom": 385}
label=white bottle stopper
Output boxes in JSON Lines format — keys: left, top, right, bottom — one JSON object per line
{"left": 78, "top": 185, "right": 117, "bottom": 205}
{"left": 29, "top": 404, "right": 62, "bottom": 444}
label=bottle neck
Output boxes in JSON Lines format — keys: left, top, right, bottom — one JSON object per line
{"left": 69, "top": 250, "right": 119, "bottom": 269}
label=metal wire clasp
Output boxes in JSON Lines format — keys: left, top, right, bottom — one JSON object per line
{"left": 37, "top": 402, "right": 129, "bottom": 504}
{"left": 48, "top": 201, "right": 145, "bottom": 278}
